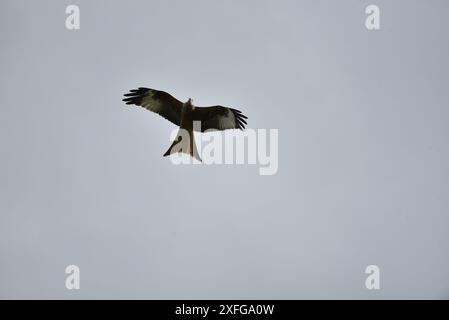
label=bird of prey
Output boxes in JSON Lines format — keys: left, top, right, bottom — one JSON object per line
{"left": 122, "top": 87, "right": 248, "bottom": 161}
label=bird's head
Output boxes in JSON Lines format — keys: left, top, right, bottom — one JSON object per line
{"left": 183, "top": 98, "right": 194, "bottom": 111}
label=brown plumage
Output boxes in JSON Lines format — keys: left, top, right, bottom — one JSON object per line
{"left": 123, "top": 87, "right": 248, "bottom": 160}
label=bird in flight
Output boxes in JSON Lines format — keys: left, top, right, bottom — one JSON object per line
{"left": 122, "top": 87, "right": 248, "bottom": 161}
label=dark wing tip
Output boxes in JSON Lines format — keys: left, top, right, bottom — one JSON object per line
{"left": 230, "top": 108, "right": 248, "bottom": 130}
{"left": 122, "top": 87, "right": 152, "bottom": 106}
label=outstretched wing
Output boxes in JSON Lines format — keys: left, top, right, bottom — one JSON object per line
{"left": 122, "top": 87, "right": 182, "bottom": 126}
{"left": 191, "top": 106, "right": 247, "bottom": 132}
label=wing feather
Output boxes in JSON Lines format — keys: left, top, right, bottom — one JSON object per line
{"left": 191, "top": 106, "right": 248, "bottom": 132}
{"left": 122, "top": 87, "right": 182, "bottom": 126}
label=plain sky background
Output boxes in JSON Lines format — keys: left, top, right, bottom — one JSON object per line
{"left": 1, "top": 0, "right": 449, "bottom": 299}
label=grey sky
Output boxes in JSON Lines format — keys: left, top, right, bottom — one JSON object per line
{"left": 1, "top": 0, "right": 449, "bottom": 299}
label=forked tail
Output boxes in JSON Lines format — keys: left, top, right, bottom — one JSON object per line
{"left": 163, "top": 127, "right": 201, "bottom": 161}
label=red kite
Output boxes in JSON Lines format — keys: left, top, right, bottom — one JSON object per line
{"left": 123, "top": 87, "right": 247, "bottom": 161}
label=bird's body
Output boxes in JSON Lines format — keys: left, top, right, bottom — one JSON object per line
{"left": 164, "top": 98, "right": 201, "bottom": 160}
{"left": 122, "top": 87, "right": 247, "bottom": 161}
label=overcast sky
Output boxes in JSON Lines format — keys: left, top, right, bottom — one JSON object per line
{"left": 1, "top": 0, "right": 449, "bottom": 299}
